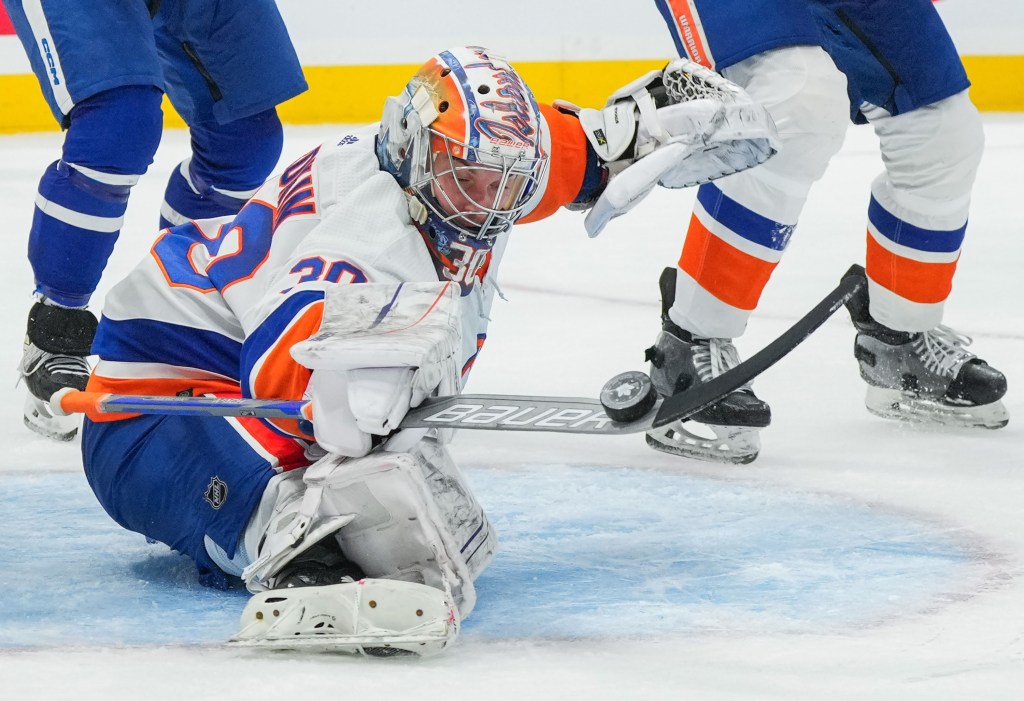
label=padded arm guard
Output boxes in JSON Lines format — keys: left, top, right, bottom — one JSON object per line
{"left": 573, "top": 59, "right": 779, "bottom": 236}
{"left": 290, "top": 282, "right": 462, "bottom": 457}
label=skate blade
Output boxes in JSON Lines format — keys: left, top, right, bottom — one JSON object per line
{"left": 865, "top": 387, "right": 1009, "bottom": 430}
{"left": 229, "top": 579, "right": 458, "bottom": 657}
{"left": 23, "top": 394, "right": 80, "bottom": 442}
{"left": 646, "top": 420, "right": 761, "bottom": 464}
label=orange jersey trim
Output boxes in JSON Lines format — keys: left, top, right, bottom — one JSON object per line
{"left": 866, "top": 231, "right": 958, "bottom": 304}
{"left": 234, "top": 414, "right": 311, "bottom": 471}
{"left": 664, "top": 0, "right": 714, "bottom": 67}
{"left": 678, "top": 212, "right": 777, "bottom": 311}
{"left": 250, "top": 301, "right": 325, "bottom": 440}
{"left": 519, "top": 104, "right": 590, "bottom": 224}
{"left": 211, "top": 389, "right": 311, "bottom": 471}
{"left": 83, "top": 376, "right": 241, "bottom": 422}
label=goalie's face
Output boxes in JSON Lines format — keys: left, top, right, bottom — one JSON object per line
{"left": 427, "top": 142, "right": 538, "bottom": 236}
{"left": 392, "top": 47, "right": 548, "bottom": 240}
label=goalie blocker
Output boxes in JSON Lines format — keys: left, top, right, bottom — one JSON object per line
{"left": 291, "top": 280, "right": 464, "bottom": 457}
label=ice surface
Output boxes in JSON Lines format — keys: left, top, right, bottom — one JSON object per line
{"left": 0, "top": 118, "right": 1021, "bottom": 699}
{"left": 0, "top": 470, "right": 986, "bottom": 648}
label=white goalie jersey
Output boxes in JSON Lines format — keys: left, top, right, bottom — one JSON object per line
{"left": 87, "top": 126, "right": 513, "bottom": 444}
{"left": 86, "top": 63, "right": 775, "bottom": 449}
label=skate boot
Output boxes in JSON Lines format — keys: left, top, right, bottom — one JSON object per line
{"left": 269, "top": 538, "right": 423, "bottom": 657}
{"left": 271, "top": 536, "right": 366, "bottom": 589}
{"left": 844, "top": 266, "right": 1008, "bottom": 429}
{"left": 645, "top": 268, "right": 771, "bottom": 464}
{"left": 19, "top": 301, "right": 97, "bottom": 441}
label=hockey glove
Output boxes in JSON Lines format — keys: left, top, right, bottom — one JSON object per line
{"left": 566, "top": 59, "right": 779, "bottom": 236}
{"left": 290, "top": 282, "right": 462, "bottom": 457}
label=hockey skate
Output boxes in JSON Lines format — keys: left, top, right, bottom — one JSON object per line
{"left": 844, "top": 266, "right": 1008, "bottom": 429}
{"left": 231, "top": 535, "right": 459, "bottom": 657}
{"left": 645, "top": 269, "right": 770, "bottom": 464}
{"left": 19, "top": 301, "right": 97, "bottom": 441}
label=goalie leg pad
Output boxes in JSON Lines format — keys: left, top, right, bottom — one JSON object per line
{"left": 240, "top": 465, "right": 356, "bottom": 592}
{"left": 242, "top": 446, "right": 494, "bottom": 618}
{"left": 319, "top": 448, "right": 493, "bottom": 617}
{"left": 407, "top": 436, "right": 497, "bottom": 583}
{"left": 230, "top": 578, "right": 459, "bottom": 657}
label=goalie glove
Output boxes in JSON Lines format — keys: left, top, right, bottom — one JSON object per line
{"left": 290, "top": 282, "right": 462, "bottom": 457}
{"left": 568, "top": 59, "right": 779, "bottom": 236}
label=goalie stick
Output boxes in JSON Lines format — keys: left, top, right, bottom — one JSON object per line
{"left": 54, "top": 269, "right": 865, "bottom": 436}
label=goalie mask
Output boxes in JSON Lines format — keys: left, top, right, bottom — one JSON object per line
{"left": 377, "top": 46, "right": 548, "bottom": 242}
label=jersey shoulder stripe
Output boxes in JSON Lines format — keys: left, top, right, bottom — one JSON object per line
{"left": 93, "top": 316, "right": 243, "bottom": 381}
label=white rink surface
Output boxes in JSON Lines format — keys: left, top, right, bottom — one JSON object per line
{"left": 0, "top": 118, "right": 1022, "bottom": 699}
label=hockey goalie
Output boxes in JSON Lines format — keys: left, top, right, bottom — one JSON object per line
{"left": 74, "top": 46, "right": 777, "bottom": 656}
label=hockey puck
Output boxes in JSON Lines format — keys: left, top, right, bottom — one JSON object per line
{"left": 600, "top": 371, "right": 657, "bottom": 423}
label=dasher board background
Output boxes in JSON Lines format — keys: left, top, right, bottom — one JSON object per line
{"left": 0, "top": 0, "right": 1021, "bottom": 132}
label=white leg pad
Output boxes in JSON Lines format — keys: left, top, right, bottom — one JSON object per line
{"left": 241, "top": 467, "right": 357, "bottom": 592}
{"left": 229, "top": 578, "right": 458, "bottom": 657}
{"left": 242, "top": 445, "right": 494, "bottom": 619}
{"left": 321, "top": 447, "right": 493, "bottom": 617}
{"left": 407, "top": 436, "right": 497, "bottom": 583}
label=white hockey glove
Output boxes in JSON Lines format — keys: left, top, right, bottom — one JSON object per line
{"left": 290, "top": 281, "right": 462, "bottom": 457}
{"left": 569, "top": 59, "right": 779, "bottom": 237}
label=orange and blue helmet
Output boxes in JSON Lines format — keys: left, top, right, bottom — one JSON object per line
{"left": 377, "top": 46, "right": 548, "bottom": 241}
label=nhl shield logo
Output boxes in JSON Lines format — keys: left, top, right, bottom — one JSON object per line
{"left": 204, "top": 476, "right": 228, "bottom": 510}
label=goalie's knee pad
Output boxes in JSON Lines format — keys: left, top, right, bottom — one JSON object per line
{"left": 241, "top": 439, "right": 495, "bottom": 618}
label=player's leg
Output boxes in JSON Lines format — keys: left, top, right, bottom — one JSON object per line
{"left": 648, "top": 0, "right": 850, "bottom": 462}
{"left": 151, "top": 0, "right": 305, "bottom": 225}
{"left": 812, "top": 0, "right": 1008, "bottom": 427}
{"left": 858, "top": 99, "right": 1007, "bottom": 427}
{"left": 667, "top": 47, "right": 849, "bottom": 340}
{"left": 158, "top": 112, "right": 284, "bottom": 227}
{"left": 4, "top": 1, "right": 166, "bottom": 440}
{"left": 861, "top": 95, "right": 982, "bottom": 334}
{"left": 80, "top": 412, "right": 307, "bottom": 589}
